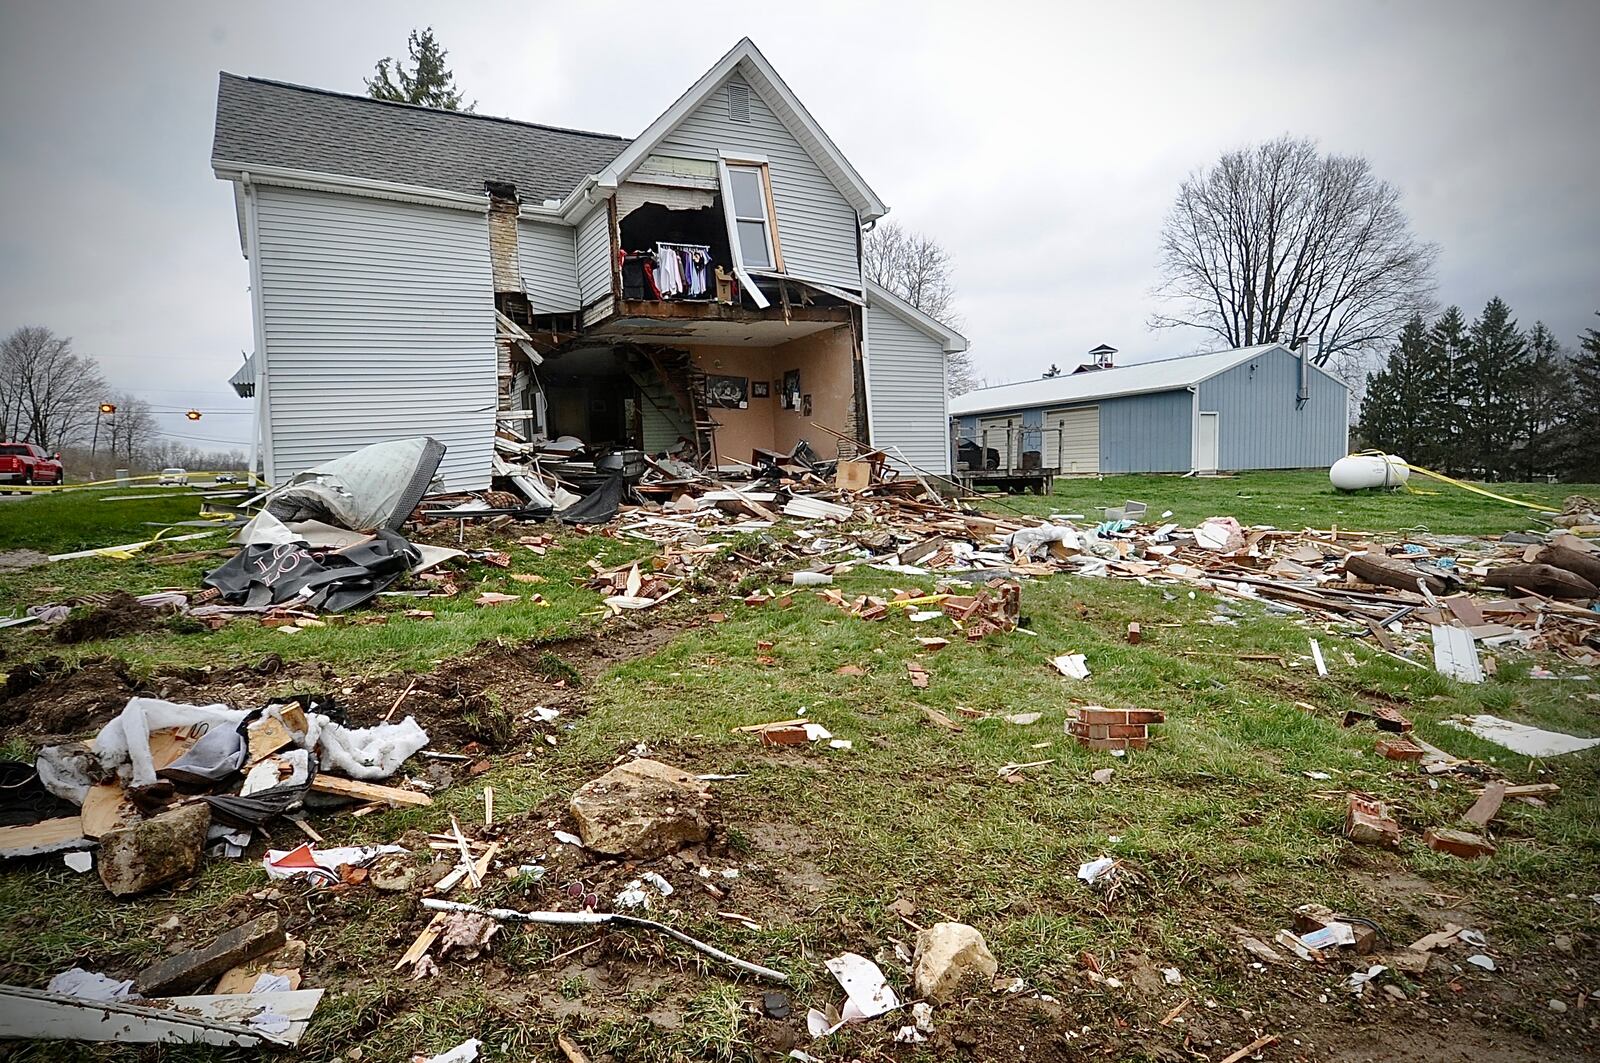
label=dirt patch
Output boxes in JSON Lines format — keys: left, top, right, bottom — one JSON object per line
{"left": 0, "top": 549, "right": 48, "bottom": 575}
{"left": 52, "top": 592, "right": 160, "bottom": 645}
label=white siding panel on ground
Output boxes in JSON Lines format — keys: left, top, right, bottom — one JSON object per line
{"left": 1044, "top": 407, "right": 1099, "bottom": 473}
{"left": 866, "top": 303, "right": 949, "bottom": 474}
{"left": 253, "top": 185, "right": 496, "bottom": 491}
{"left": 656, "top": 74, "right": 861, "bottom": 292}
{"left": 518, "top": 220, "right": 580, "bottom": 313}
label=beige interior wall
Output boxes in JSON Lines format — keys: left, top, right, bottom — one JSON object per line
{"left": 770, "top": 326, "right": 855, "bottom": 459}
{"left": 684, "top": 324, "right": 854, "bottom": 462}
{"left": 686, "top": 344, "right": 777, "bottom": 463}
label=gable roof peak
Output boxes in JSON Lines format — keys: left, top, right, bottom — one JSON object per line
{"left": 597, "top": 38, "right": 887, "bottom": 221}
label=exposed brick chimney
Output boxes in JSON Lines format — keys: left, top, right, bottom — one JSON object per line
{"left": 485, "top": 181, "right": 521, "bottom": 294}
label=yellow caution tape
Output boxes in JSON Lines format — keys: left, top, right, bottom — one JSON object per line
{"left": 1354, "top": 451, "right": 1548, "bottom": 512}
{"left": 5, "top": 471, "right": 268, "bottom": 494}
{"left": 892, "top": 594, "right": 950, "bottom": 608}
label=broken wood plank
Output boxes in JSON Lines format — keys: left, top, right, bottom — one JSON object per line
{"left": 0, "top": 816, "right": 88, "bottom": 858}
{"left": 307, "top": 775, "right": 432, "bottom": 807}
{"left": 394, "top": 912, "right": 447, "bottom": 970}
{"left": 1218, "top": 1033, "right": 1279, "bottom": 1063}
{"left": 136, "top": 914, "right": 285, "bottom": 996}
{"left": 1502, "top": 783, "right": 1560, "bottom": 798}
{"left": 1461, "top": 781, "right": 1506, "bottom": 829}
{"left": 80, "top": 784, "right": 139, "bottom": 839}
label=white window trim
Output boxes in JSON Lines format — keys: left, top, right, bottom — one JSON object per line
{"left": 727, "top": 163, "right": 777, "bottom": 270}
{"left": 715, "top": 158, "right": 770, "bottom": 309}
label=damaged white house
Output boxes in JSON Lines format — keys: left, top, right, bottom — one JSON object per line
{"left": 214, "top": 38, "right": 966, "bottom": 491}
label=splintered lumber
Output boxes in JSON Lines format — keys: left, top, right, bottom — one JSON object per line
{"left": 1219, "top": 1034, "right": 1279, "bottom": 1063}
{"left": 1502, "top": 783, "right": 1560, "bottom": 798}
{"left": 394, "top": 912, "right": 448, "bottom": 970}
{"left": 308, "top": 775, "right": 432, "bottom": 807}
{"left": 0, "top": 817, "right": 89, "bottom": 858}
{"left": 1484, "top": 563, "right": 1597, "bottom": 600}
{"left": 1534, "top": 544, "right": 1600, "bottom": 585}
{"left": 1344, "top": 552, "right": 1451, "bottom": 595}
{"left": 1461, "top": 781, "right": 1507, "bottom": 829}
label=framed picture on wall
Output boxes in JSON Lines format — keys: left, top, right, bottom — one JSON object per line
{"left": 781, "top": 369, "right": 801, "bottom": 410}
{"left": 704, "top": 374, "right": 749, "bottom": 409}
{"left": 751, "top": 381, "right": 770, "bottom": 399}
{"left": 801, "top": 393, "right": 813, "bottom": 416}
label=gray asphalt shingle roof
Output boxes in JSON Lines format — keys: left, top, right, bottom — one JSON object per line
{"left": 212, "top": 73, "right": 631, "bottom": 202}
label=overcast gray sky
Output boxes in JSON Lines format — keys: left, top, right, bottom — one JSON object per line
{"left": 1, "top": 0, "right": 1596, "bottom": 448}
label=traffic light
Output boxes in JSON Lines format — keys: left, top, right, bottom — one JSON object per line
{"left": 185, "top": 409, "right": 202, "bottom": 421}
{"left": 99, "top": 403, "right": 116, "bottom": 415}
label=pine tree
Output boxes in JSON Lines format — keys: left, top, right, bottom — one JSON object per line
{"left": 1517, "top": 323, "right": 1572, "bottom": 478}
{"left": 365, "top": 28, "right": 474, "bottom": 111}
{"left": 1461, "top": 298, "right": 1530, "bottom": 480}
{"left": 1421, "top": 306, "right": 1470, "bottom": 472}
{"left": 1567, "top": 313, "right": 1600, "bottom": 480}
{"left": 1358, "top": 313, "right": 1432, "bottom": 458}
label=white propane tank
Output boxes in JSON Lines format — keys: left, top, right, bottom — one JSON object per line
{"left": 1330, "top": 454, "right": 1411, "bottom": 491}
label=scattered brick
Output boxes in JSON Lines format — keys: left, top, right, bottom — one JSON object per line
{"left": 1345, "top": 793, "right": 1400, "bottom": 847}
{"left": 1126, "top": 622, "right": 1141, "bottom": 645}
{"left": 758, "top": 726, "right": 810, "bottom": 747}
{"left": 1068, "top": 706, "right": 1164, "bottom": 751}
{"left": 1376, "top": 736, "right": 1426, "bottom": 761}
{"left": 1424, "top": 826, "right": 1496, "bottom": 860}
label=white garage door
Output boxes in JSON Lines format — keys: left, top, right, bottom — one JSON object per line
{"left": 977, "top": 416, "right": 1017, "bottom": 469}
{"left": 1044, "top": 406, "right": 1099, "bottom": 473}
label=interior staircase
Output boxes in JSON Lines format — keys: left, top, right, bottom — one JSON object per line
{"left": 622, "top": 345, "right": 718, "bottom": 464}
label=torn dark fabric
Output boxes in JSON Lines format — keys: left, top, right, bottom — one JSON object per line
{"left": 558, "top": 472, "right": 627, "bottom": 525}
{"left": 0, "top": 762, "right": 79, "bottom": 826}
{"left": 202, "top": 784, "right": 310, "bottom": 829}
{"left": 202, "top": 530, "right": 420, "bottom": 613}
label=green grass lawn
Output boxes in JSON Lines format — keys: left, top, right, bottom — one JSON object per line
{"left": 988, "top": 469, "right": 1596, "bottom": 538}
{"left": 0, "top": 487, "right": 212, "bottom": 554}
{"left": 0, "top": 471, "right": 1596, "bottom": 1061}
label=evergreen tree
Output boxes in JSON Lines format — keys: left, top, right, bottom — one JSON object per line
{"left": 1358, "top": 313, "right": 1432, "bottom": 459}
{"left": 1462, "top": 297, "right": 1530, "bottom": 480}
{"left": 1421, "top": 306, "right": 1470, "bottom": 472}
{"left": 365, "top": 28, "right": 474, "bottom": 111}
{"left": 1517, "top": 323, "right": 1572, "bottom": 478}
{"left": 1567, "top": 313, "right": 1600, "bottom": 480}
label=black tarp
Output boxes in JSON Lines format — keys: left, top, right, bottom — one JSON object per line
{"left": 557, "top": 472, "right": 627, "bottom": 525}
{"left": 202, "top": 529, "right": 420, "bottom": 613}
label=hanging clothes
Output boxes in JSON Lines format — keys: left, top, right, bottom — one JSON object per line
{"left": 654, "top": 244, "right": 684, "bottom": 297}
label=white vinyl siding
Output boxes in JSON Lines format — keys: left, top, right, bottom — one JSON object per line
{"left": 574, "top": 205, "right": 614, "bottom": 325}
{"left": 865, "top": 301, "right": 950, "bottom": 475}
{"left": 1044, "top": 407, "right": 1100, "bottom": 473}
{"left": 656, "top": 73, "right": 861, "bottom": 291}
{"left": 251, "top": 186, "right": 496, "bottom": 491}
{"left": 518, "top": 219, "right": 580, "bottom": 313}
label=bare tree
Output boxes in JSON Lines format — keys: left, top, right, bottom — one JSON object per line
{"left": 102, "top": 393, "right": 159, "bottom": 469}
{"left": 0, "top": 326, "right": 106, "bottom": 449}
{"left": 863, "top": 221, "right": 976, "bottom": 394}
{"left": 1151, "top": 137, "right": 1437, "bottom": 373}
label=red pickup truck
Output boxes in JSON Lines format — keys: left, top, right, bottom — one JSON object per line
{"left": 0, "top": 442, "right": 65, "bottom": 490}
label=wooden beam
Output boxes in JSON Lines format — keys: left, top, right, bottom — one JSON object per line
{"left": 308, "top": 775, "right": 432, "bottom": 808}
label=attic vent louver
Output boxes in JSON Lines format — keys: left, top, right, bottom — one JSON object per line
{"left": 728, "top": 82, "right": 750, "bottom": 123}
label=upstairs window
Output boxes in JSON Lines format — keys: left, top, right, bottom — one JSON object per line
{"left": 724, "top": 162, "right": 781, "bottom": 271}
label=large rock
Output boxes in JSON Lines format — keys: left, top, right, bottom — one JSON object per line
{"left": 569, "top": 758, "right": 710, "bottom": 859}
{"left": 913, "top": 922, "right": 998, "bottom": 1003}
{"left": 97, "top": 801, "right": 210, "bottom": 897}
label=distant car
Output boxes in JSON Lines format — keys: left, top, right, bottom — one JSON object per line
{"left": 0, "top": 442, "right": 64, "bottom": 491}
{"left": 158, "top": 467, "right": 189, "bottom": 486}
{"left": 214, "top": 473, "right": 239, "bottom": 484}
